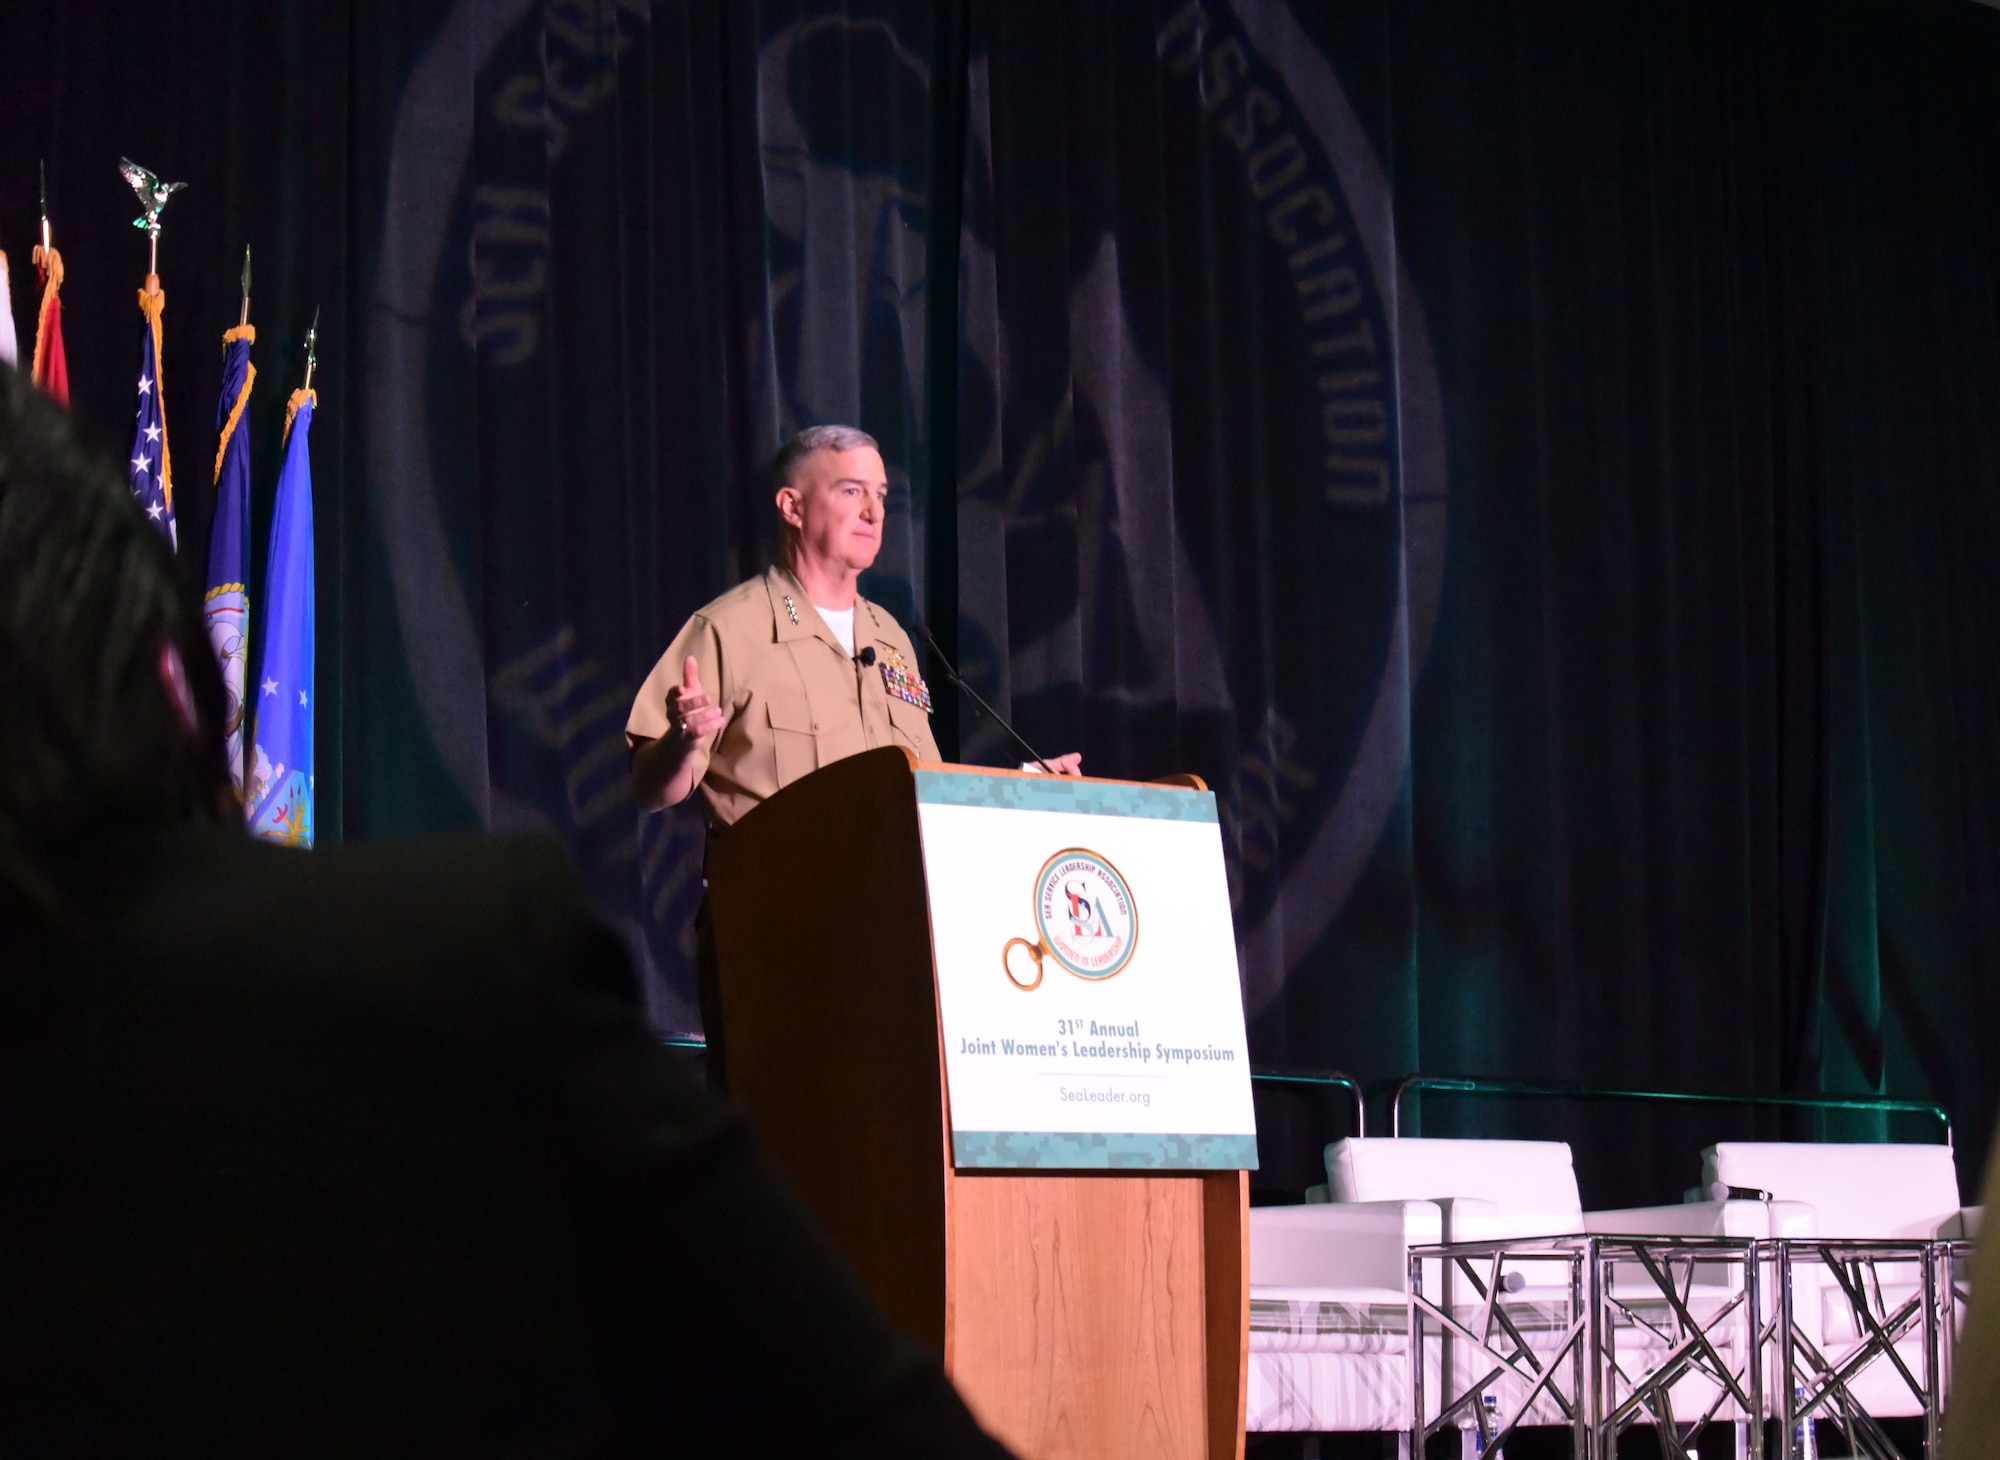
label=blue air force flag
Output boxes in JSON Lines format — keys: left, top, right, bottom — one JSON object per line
{"left": 247, "top": 389, "right": 314, "bottom": 846}
{"left": 205, "top": 326, "right": 255, "bottom": 796}
{"left": 129, "top": 279, "right": 176, "bottom": 549}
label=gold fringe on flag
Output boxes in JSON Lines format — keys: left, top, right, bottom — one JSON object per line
{"left": 138, "top": 274, "right": 173, "bottom": 514}
{"left": 283, "top": 386, "right": 317, "bottom": 445}
{"left": 213, "top": 325, "right": 256, "bottom": 483}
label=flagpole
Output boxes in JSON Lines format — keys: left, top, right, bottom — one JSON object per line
{"left": 303, "top": 307, "right": 319, "bottom": 393}
{"left": 239, "top": 246, "right": 251, "bottom": 329}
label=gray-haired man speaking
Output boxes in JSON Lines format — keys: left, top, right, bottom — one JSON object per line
{"left": 627, "top": 427, "right": 1081, "bottom": 1079}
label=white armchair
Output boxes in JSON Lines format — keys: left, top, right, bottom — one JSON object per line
{"left": 1701, "top": 1141, "right": 1978, "bottom": 1452}
{"left": 1248, "top": 1137, "right": 1782, "bottom": 1449}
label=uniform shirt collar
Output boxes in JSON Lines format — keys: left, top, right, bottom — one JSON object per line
{"left": 765, "top": 563, "right": 858, "bottom": 656}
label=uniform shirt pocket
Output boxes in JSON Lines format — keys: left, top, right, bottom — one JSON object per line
{"left": 886, "top": 694, "right": 932, "bottom": 753}
{"left": 766, "top": 695, "right": 821, "bottom": 789}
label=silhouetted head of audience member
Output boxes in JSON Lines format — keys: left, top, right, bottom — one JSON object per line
{"left": 0, "top": 366, "right": 231, "bottom": 920}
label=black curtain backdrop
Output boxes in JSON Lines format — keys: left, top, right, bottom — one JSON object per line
{"left": 5, "top": 0, "right": 1998, "bottom": 1207}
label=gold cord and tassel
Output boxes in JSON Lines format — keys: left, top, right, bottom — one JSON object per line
{"left": 29, "top": 243, "right": 62, "bottom": 384}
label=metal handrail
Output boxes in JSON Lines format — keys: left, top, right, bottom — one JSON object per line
{"left": 1251, "top": 1064, "right": 1366, "bottom": 1138}
{"left": 1387, "top": 1072, "right": 1952, "bottom": 1146}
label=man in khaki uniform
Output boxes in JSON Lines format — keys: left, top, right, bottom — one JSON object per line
{"left": 628, "top": 424, "right": 1078, "bottom": 1082}
{"left": 628, "top": 425, "right": 948, "bottom": 820}
{"left": 627, "top": 562, "right": 938, "bottom": 819}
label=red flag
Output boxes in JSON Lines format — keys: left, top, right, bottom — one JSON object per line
{"left": 30, "top": 244, "right": 68, "bottom": 406}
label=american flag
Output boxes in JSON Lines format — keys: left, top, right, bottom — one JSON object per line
{"left": 129, "top": 286, "right": 175, "bottom": 549}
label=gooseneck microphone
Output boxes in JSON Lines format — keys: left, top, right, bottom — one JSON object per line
{"left": 913, "top": 623, "right": 1057, "bottom": 777}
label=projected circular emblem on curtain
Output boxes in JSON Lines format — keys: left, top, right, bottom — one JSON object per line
{"left": 375, "top": 0, "right": 1448, "bottom": 1036}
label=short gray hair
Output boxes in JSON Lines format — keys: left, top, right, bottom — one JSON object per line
{"left": 771, "top": 424, "right": 879, "bottom": 490}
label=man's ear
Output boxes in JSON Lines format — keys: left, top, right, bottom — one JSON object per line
{"left": 774, "top": 484, "right": 804, "bottom": 530}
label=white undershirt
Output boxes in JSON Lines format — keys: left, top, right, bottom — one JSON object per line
{"left": 815, "top": 604, "right": 856, "bottom": 656}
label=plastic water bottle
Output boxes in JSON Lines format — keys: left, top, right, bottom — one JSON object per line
{"left": 1479, "top": 1393, "right": 1501, "bottom": 1457}
{"left": 1793, "top": 1387, "right": 1818, "bottom": 1460}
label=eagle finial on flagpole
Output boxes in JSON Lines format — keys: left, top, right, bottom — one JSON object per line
{"left": 302, "top": 306, "right": 319, "bottom": 393}
{"left": 118, "top": 157, "right": 186, "bottom": 278}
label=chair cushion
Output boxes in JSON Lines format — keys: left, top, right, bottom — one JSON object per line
{"left": 1703, "top": 1143, "right": 1962, "bottom": 1239}
{"left": 1250, "top": 1200, "right": 1440, "bottom": 1289}
{"left": 1325, "top": 1138, "right": 1585, "bottom": 1223}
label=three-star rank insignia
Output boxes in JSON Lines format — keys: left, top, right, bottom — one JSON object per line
{"left": 881, "top": 648, "right": 934, "bottom": 714}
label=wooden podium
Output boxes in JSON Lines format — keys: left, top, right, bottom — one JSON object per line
{"left": 706, "top": 747, "right": 1248, "bottom": 1460}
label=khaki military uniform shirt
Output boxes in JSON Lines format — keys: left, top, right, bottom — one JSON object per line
{"left": 627, "top": 565, "right": 941, "bottom": 827}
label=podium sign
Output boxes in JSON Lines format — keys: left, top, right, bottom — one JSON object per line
{"left": 915, "top": 770, "right": 1257, "bottom": 1170}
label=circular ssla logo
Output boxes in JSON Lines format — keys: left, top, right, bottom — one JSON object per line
{"left": 1002, "top": 848, "right": 1139, "bottom": 990}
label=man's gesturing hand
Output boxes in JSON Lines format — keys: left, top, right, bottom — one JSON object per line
{"left": 665, "top": 656, "right": 727, "bottom": 748}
